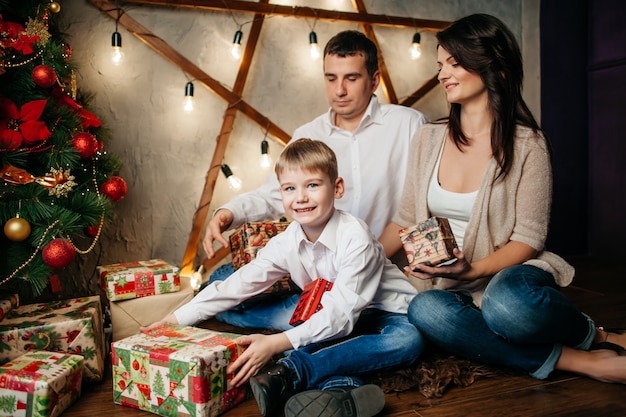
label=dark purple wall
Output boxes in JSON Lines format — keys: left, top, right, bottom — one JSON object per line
{"left": 542, "top": 0, "right": 626, "bottom": 257}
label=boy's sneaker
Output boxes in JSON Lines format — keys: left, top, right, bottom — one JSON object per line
{"left": 284, "top": 384, "right": 385, "bottom": 417}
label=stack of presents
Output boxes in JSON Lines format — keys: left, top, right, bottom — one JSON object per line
{"left": 0, "top": 219, "right": 320, "bottom": 417}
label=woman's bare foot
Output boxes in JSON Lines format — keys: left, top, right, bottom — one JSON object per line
{"left": 558, "top": 346, "right": 626, "bottom": 384}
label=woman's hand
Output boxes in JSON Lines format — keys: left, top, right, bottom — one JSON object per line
{"left": 406, "top": 248, "right": 472, "bottom": 280}
{"left": 228, "top": 333, "right": 292, "bottom": 387}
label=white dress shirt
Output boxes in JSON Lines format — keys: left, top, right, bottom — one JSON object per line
{"left": 220, "top": 97, "right": 428, "bottom": 238}
{"left": 175, "top": 210, "right": 417, "bottom": 349}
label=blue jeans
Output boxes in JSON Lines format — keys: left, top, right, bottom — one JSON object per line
{"left": 408, "top": 265, "right": 595, "bottom": 379}
{"left": 216, "top": 293, "right": 300, "bottom": 330}
{"left": 279, "top": 309, "right": 424, "bottom": 391}
{"left": 209, "top": 263, "right": 299, "bottom": 331}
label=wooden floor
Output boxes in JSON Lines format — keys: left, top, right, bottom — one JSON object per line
{"left": 64, "top": 256, "right": 626, "bottom": 417}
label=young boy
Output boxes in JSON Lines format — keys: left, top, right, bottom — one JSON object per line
{"left": 147, "top": 139, "right": 423, "bottom": 417}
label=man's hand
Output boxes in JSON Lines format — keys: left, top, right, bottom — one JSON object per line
{"left": 139, "top": 313, "right": 179, "bottom": 332}
{"left": 202, "top": 209, "right": 234, "bottom": 258}
{"left": 228, "top": 333, "right": 292, "bottom": 387}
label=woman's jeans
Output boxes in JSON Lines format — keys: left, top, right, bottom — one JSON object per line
{"left": 280, "top": 309, "right": 424, "bottom": 391}
{"left": 408, "top": 265, "right": 596, "bottom": 379}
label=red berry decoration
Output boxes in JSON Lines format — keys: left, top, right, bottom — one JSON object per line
{"left": 84, "top": 223, "right": 101, "bottom": 237}
{"left": 102, "top": 176, "right": 128, "bottom": 201}
{"left": 32, "top": 64, "right": 57, "bottom": 88}
{"left": 42, "top": 238, "right": 76, "bottom": 269}
{"left": 71, "top": 132, "right": 99, "bottom": 158}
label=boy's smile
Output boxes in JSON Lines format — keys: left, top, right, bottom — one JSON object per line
{"left": 278, "top": 167, "right": 344, "bottom": 242}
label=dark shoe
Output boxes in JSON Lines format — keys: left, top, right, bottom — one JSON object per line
{"left": 591, "top": 327, "right": 626, "bottom": 353}
{"left": 249, "top": 363, "right": 294, "bottom": 416}
{"left": 283, "top": 384, "right": 385, "bottom": 417}
{"left": 590, "top": 341, "right": 626, "bottom": 356}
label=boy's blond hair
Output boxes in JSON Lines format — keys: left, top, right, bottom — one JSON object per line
{"left": 275, "top": 138, "right": 338, "bottom": 181}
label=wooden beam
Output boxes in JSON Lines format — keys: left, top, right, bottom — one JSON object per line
{"left": 88, "top": 0, "right": 290, "bottom": 145}
{"left": 352, "top": 0, "right": 397, "bottom": 104}
{"left": 400, "top": 74, "right": 440, "bottom": 107}
{"left": 120, "top": 0, "right": 450, "bottom": 30}
{"left": 179, "top": 0, "right": 269, "bottom": 275}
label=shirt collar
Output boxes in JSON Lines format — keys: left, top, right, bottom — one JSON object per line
{"left": 294, "top": 209, "right": 341, "bottom": 252}
{"left": 323, "top": 96, "right": 382, "bottom": 135}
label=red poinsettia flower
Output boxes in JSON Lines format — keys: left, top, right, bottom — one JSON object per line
{"left": 11, "top": 33, "right": 39, "bottom": 55}
{"left": 0, "top": 19, "right": 24, "bottom": 40}
{"left": 51, "top": 88, "right": 101, "bottom": 128}
{"left": 0, "top": 98, "right": 50, "bottom": 150}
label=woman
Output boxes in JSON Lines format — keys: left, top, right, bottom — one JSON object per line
{"left": 380, "top": 13, "right": 626, "bottom": 384}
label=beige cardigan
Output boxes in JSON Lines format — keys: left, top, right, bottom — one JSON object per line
{"left": 393, "top": 123, "right": 575, "bottom": 306}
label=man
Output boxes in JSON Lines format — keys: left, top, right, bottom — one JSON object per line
{"left": 203, "top": 30, "right": 428, "bottom": 259}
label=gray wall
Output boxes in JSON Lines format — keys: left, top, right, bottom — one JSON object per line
{"left": 59, "top": 0, "right": 538, "bottom": 295}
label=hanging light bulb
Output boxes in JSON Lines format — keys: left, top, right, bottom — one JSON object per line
{"left": 183, "top": 81, "right": 194, "bottom": 113}
{"left": 309, "top": 31, "right": 320, "bottom": 60}
{"left": 231, "top": 30, "right": 243, "bottom": 60}
{"left": 259, "top": 139, "right": 273, "bottom": 169}
{"left": 221, "top": 164, "right": 242, "bottom": 191}
{"left": 409, "top": 32, "right": 422, "bottom": 60}
{"left": 111, "top": 31, "right": 124, "bottom": 65}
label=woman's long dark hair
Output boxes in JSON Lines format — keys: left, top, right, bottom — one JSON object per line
{"left": 437, "top": 14, "right": 541, "bottom": 178}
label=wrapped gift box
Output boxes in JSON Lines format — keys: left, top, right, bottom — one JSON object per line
{"left": 0, "top": 294, "right": 19, "bottom": 321}
{"left": 229, "top": 220, "right": 298, "bottom": 297}
{"left": 229, "top": 220, "right": 290, "bottom": 269}
{"left": 289, "top": 278, "right": 333, "bottom": 326}
{"left": 98, "top": 259, "right": 181, "bottom": 302}
{"left": 112, "top": 324, "right": 250, "bottom": 417}
{"left": 0, "top": 351, "right": 83, "bottom": 417}
{"left": 110, "top": 276, "right": 194, "bottom": 342}
{"left": 0, "top": 296, "right": 105, "bottom": 382}
{"left": 398, "top": 216, "right": 459, "bottom": 269}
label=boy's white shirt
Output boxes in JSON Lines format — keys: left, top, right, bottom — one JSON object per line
{"left": 174, "top": 209, "right": 417, "bottom": 349}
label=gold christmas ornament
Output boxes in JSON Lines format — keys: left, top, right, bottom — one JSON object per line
{"left": 49, "top": 2, "right": 61, "bottom": 13}
{"left": 4, "top": 216, "right": 31, "bottom": 242}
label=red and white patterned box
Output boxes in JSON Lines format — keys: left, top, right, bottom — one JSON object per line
{"left": 0, "top": 351, "right": 83, "bottom": 417}
{"left": 0, "top": 296, "right": 105, "bottom": 382}
{"left": 98, "top": 259, "right": 181, "bottom": 302}
{"left": 112, "top": 324, "right": 250, "bottom": 417}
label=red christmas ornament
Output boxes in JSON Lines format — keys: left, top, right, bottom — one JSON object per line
{"left": 102, "top": 176, "right": 128, "bottom": 201}
{"left": 71, "top": 132, "right": 99, "bottom": 158}
{"left": 32, "top": 65, "right": 57, "bottom": 88}
{"left": 42, "top": 238, "right": 76, "bottom": 269}
{"left": 84, "top": 223, "right": 101, "bottom": 237}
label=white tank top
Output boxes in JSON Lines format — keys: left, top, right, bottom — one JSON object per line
{"left": 427, "top": 144, "right": 478, "bottom": 250}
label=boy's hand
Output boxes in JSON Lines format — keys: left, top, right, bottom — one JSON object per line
{"left": 202, "top": 210, "right": 234, "bottom": 258}
{"left": 228, "top": 333, "right": 292, "bottom": 387}
{"left": 139, "top": 313, "right": 178, "bottom": 332}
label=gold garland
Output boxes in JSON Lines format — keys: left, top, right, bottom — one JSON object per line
{"left": 0, "top": 49, "right": 44, "bottom": 69}
{"left": 2, "top": 161, "right": 106, "bottom": 285}
{"left": 0, "top": 219, "right": 60, "bottom": 286}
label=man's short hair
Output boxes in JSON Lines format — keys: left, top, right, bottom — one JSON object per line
{"left": 324, "top": 30, "right": 378, "bottom": 78}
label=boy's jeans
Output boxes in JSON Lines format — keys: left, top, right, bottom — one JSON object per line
{"left": 210, "top": 263, "right": 298, "bottom": 330}
{"left": 279, "top": 309, "right": 424, "bottom": 390}
{"left": 407, "top": 265, "right": 595, "bottom": 379}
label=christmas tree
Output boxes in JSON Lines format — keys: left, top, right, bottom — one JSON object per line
{"left": 0, "top": 0, "right": 126, "bottom": 298}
